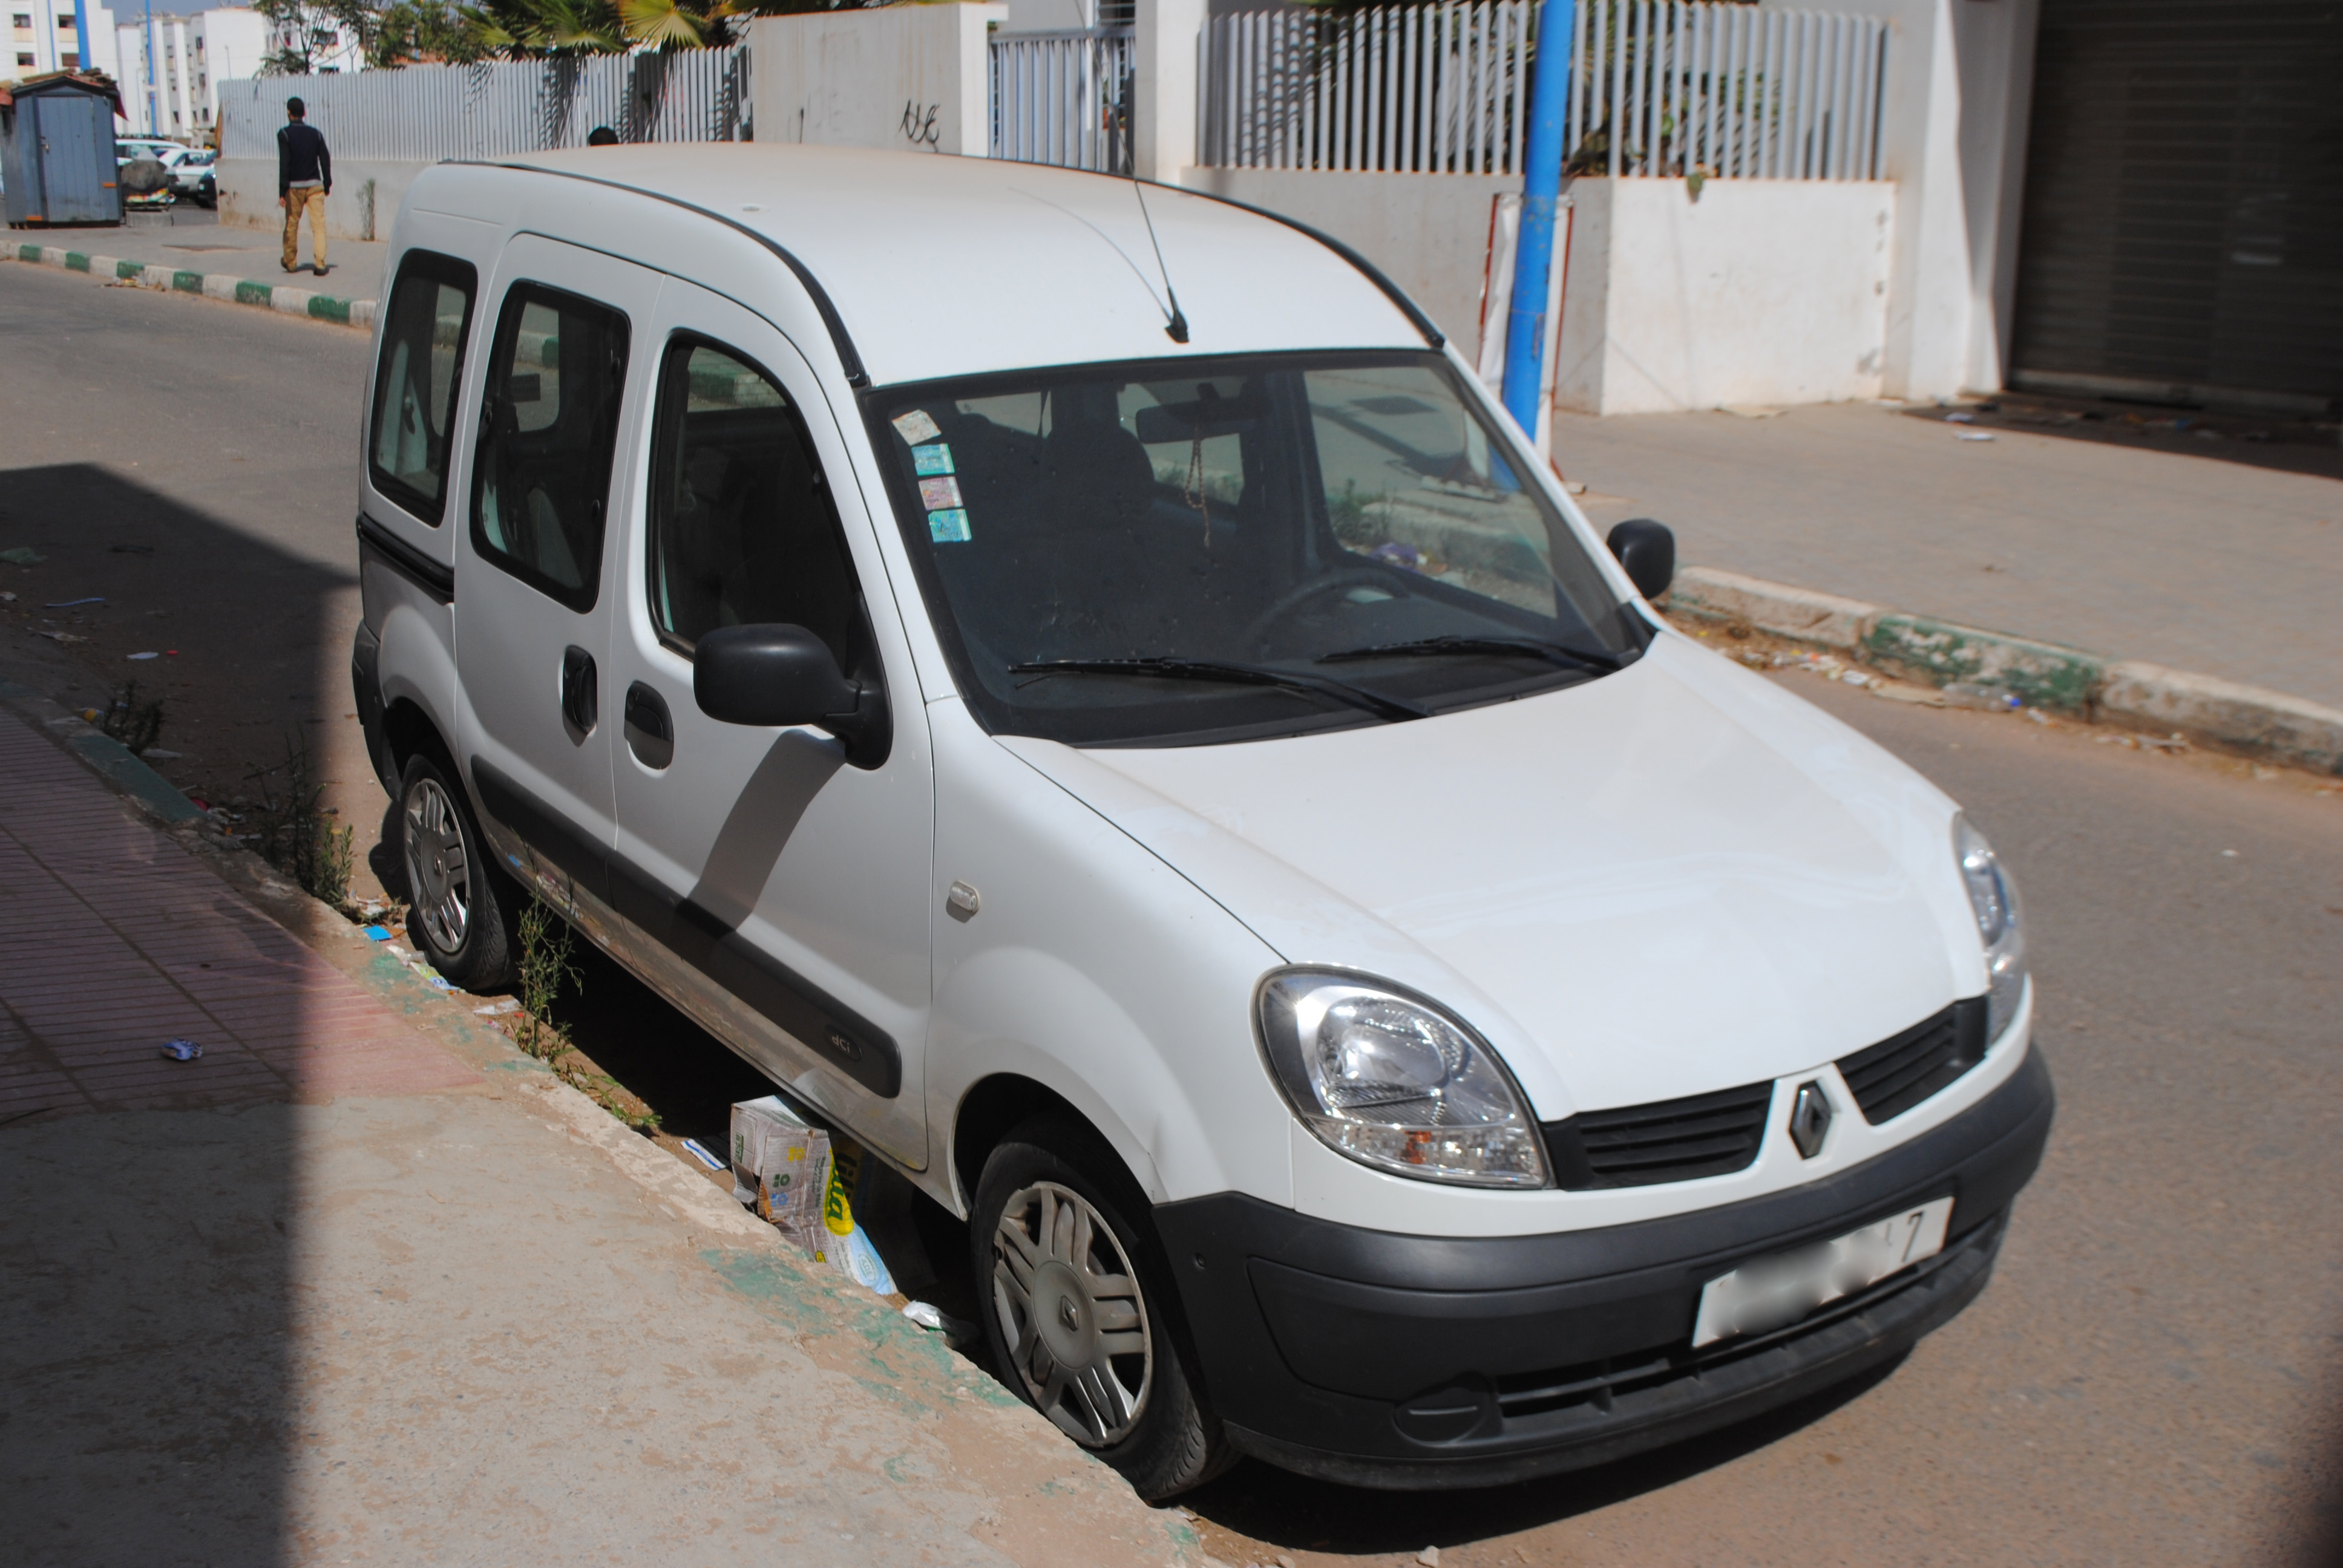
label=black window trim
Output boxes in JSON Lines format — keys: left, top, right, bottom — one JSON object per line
{"left": 643, "top": 328, "right": 862, "bottom": 667}
{"left": 366, "top": 246, "right": 479, "bottom": 528}
{"left": 468, "top": 276, "right": 632, "bottom": 616}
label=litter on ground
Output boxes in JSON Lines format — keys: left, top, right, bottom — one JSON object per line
{"left": 160, "top": 1038, "right": 202, "bottom": 1062}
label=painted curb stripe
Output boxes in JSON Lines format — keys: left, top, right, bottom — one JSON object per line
{"left": 6, "top": 241, "right": 372, "bottom": 328}
{"left": 1663, "top": 574, "right": 2342, "bottom": 773}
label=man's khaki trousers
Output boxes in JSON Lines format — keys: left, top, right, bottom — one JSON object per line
{"left": 282, "top": 186, "right": 327, "bottom": 271}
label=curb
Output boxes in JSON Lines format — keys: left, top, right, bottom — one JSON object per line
{"left": 7, "top": 241, "right": 375, "bottom": 328}
{"left": 1663, "top": 564, "right": 2343, "bottom": 776}
{"left": 0, "top": 676, "right": 212, "bottom": 823}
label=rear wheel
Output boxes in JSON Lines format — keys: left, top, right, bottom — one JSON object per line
{"left": 398, "top": 751, "right": 517, "bottom": 991}
{"left": 971, "top": 1119, "right": 1233, "bottom": 1500}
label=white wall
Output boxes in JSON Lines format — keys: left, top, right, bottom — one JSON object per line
{"left": 1771, "top": 0, "right": 2039, "bottom": 398}
{"left": 1132, "top": 0, "right": 1202, "bottom": 182}
{"left": 1553, "top": 178, "right": 1895, "bottom": 416}
{"left": 218, "top": 154, "right": 421, "bottom": 241}
{"left": 747, "top": 6, "right": 1003, "bottom": 158}
{"left": 1179, "top": 167, "right": 1522, "bottom": 362}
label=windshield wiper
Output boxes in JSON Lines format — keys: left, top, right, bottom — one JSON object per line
{"left": 1316, "top": 634, "right": 1624, "bottom": 675}
{"left": 1008, "top": 656, "right": 1429, "bottom": 722}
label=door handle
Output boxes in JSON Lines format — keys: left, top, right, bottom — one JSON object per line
{"left": 623, "top": 681, "right": 673, "bottom": 770}
{"left": 560, "top": 645, "right": 597, "bottom": 740}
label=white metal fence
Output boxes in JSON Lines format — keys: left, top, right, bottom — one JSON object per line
{"left": 1201, "top": 0, "right": 1886, "bottom": 180}
{"left": 1568, "top": 0, "right": 1886, "bottom": 179}
{"left": 1204, "top": 2, "right": 1534, "bottom": 174}
{"left": 991, "top": 28, "right": 1135, "bottom": 175}
{"left": 217, "top": 47, "right": 750, "bottom": 162}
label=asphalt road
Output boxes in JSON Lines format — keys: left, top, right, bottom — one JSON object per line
{"left": 4, "top": 261, "right": 2338, "bottom": 1567}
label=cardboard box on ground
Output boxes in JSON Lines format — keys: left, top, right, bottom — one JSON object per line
{"left": 729, "top": 1095, "right": 904, "bottom": 1297}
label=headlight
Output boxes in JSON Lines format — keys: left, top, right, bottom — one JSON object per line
{"left": 1953, "top": 815, "right": 2027, "bottom": 1040}
{"left": 1256, "top": 971, "right": 1548, "bottom": 1189}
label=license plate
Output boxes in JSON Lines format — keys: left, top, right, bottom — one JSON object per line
{"left": 1691, "top": 1197, "right": 1954, "bottom": 1348}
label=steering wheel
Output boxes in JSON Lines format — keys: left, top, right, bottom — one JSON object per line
{"left": 1238, "top": 567, "right": 1412, "bottom": 653}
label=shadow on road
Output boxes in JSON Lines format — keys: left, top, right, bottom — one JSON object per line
{"left": 0, "top": 462, "right": 360, "bottom": 828}
{"left": 1902, "top": 393, "right": 2343, "bottom": 482}
{"left": 0, "top": 459, "right": 341, "bottom": 1568}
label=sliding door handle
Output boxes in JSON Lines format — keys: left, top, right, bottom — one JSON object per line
{"left": 623, "top": 681, "right": 673, "bottom": 770}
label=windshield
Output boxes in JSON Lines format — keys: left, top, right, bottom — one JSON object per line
{"left": 871, "top": 351, "right": 1647, "bottom": 746}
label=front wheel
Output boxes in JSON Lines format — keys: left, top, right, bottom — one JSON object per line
{"left": 971, "top": 1119, "right": 1233, "bottom": 1500}
{"left": 398, "top": 751, "right": 517, "bottom": 991}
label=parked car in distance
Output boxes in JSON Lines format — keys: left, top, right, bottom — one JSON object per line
{"left": 350, "top": 145, "right": 2053, "bottom": 1500}
{"left": 171, "top": 148, "right": 217, "bottom": 206}
{"left": 114, "top": 136, "right": 182, "bottom": 166}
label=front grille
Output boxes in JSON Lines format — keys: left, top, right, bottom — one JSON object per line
{"left": 1836, "top": 998, "right": 1988, "bottom": 1124}
{"left": 1542, "top": 1080, "right": 1775, "bottom": 1189}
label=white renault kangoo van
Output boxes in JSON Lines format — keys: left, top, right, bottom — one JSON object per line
{"left": 351, "top": 145, "right": 2051, "bottom": 1497}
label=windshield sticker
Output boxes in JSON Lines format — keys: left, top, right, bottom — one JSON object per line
{"left": 911, "top": 442, "right": 955, "bottom": 477}
{"left": 928, "top": 508, "right": 972, "bottom": 544}
{"left": 891, "top": 408, "right": 942, "bottom": 445}
{"left": 918, "top": 475, "right": 964, "bottom": 511}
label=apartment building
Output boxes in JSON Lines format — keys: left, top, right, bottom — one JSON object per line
{"left": 7, "top": 1, "right": 119, "bottom": 80}
{"left": 113, "top": 6, "right": 264, "bottom": 136}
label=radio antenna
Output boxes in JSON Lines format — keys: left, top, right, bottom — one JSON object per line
{"left": 1132, "top": 181, "right": 1189, "bottom": 344}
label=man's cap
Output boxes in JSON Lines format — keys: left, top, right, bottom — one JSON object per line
{"left": 286, "top": 96, "right": 305, "bottom": 117}
{"left": 586, "top": 126, "right": 618, "bottom": 146}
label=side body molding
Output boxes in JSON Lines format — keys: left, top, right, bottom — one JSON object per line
{"left": 467, "top": 756, "right": 900, "bottom": 1097}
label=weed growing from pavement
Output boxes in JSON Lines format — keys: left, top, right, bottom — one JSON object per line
{"left": 245, "top": 731, "right": 355, "bottom": 905}
{"left": 513, "top": 896, "right": 661, "bottom": 1134}
{"left": 97, "top": 679, "right": 166, "bottom": 756}
{"left": 514, "top": 895, "right": 581, "bottom": 1061}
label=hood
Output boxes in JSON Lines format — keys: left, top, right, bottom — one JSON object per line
{"left": 997, "top": 635, "right": 1990, "bottom": 1118}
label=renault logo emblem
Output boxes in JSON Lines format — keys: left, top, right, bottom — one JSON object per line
{"left": 1788, "top": 1080, "right": 1833, "bottom": 1159}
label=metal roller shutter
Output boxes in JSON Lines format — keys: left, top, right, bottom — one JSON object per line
{"left": 2010, "top": 0, "right": 2343, "bottom": 413}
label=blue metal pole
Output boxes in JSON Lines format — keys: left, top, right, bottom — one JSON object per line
{"left": 143, "top": 0, "right": 158, "bottom": 134}
{"left": 1499, "top": 0, "right": 1574, "bottom": 437}
{"left": 70, "top": 0, "right": 88, "bottom": 73}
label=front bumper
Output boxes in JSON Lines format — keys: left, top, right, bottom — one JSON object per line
{"left": 1153, "top": 1047, "right": 2053, "bottom": 1489}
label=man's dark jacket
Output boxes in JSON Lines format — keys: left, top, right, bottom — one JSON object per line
{"left": 277, "top": 122, "right": 332, "bottom": 198}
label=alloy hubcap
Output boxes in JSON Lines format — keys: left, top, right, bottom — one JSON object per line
{"left": 402, "top": 777, "right": 471, "bottom": 957}
{"left": 991, "top": 1180, "right": 1152, "bottom": 1448}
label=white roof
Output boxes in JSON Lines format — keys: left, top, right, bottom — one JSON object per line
{"left": 488, "top": 144, "right": 1431, "bottom": 387}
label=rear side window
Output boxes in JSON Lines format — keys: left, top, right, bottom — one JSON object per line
{"left": 367, "top": 250, "right": 476, "bottom": 524}
{"left": 470, "top": 282, "right": 631, "bottom": 613}
{"left": 646, "top": 338, "right": 861, "bottom": 668}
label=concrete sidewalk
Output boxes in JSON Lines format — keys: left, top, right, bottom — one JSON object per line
{"left": 1558, "top": 401, "right": 2343, "bottom": 711}
{"left": 71, "top": 207, "right": 391, "bottom": 299}
{"left": 0, "top": 702, "right": 1187, "bottom": 1568}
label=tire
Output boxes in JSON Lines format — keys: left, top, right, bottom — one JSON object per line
{"left": 397, "top": 751, "right": 517, "bottom": 991}
{"left": 970, "top": 1117, "right": 1234, "bottom": 1500}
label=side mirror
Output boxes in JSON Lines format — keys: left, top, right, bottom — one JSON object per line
{"left": 1605, "top": 518, "right": 1676, "bottom": 601}
{"left": 693, "top": 624, "right": 889, "bottom": 767}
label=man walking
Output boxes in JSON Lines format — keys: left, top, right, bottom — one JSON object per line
{"left": 278, "top": 97, "right": 332, "bottom": 276}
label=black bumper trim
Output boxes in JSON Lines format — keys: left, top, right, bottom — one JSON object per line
{"left": 1152, "top": 1048, "right": 2051, "bottom": 1479}
{"left": 1223, "top": 1210, "right": 2004, "bottom": 1490}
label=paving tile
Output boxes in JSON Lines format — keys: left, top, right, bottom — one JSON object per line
{"left": 0, "top": 710, "right": 477, "bottom": 1119}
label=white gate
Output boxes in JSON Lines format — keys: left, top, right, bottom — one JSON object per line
{"left": 989, "top": 28, "right": 1135, "bottom": 175}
